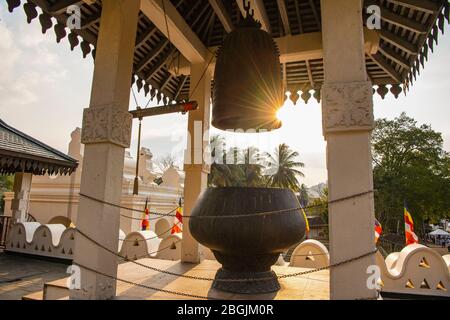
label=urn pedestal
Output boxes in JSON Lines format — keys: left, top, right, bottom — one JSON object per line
{"left": 189, "top": 187, "right": 306, "bottom": 294}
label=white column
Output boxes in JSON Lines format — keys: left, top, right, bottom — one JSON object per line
{"left": 11, "top": 172, "right": 32, "bottom": 223}
{"left": 321, "top": 0, "right": 377, "bottom": 299}
{"left": 70, "top": 0, "right": 140, "bottom": 300}
{"left": 181, "top": 61, "right": 213, "bottom": 263}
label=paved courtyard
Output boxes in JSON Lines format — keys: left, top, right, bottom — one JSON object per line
{"left": 0, "top": 250, "right": 68, "bottom": 300}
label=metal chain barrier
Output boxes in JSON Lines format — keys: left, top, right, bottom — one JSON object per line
{"left": 80, "top": 190, "right": 374, "bottom": 219}
{"left": 76, "top": 228, "right": 377, "bottom": 283}
{"left": 118, "top": 206, "right": 178, "bottom": 221}
{"left": 119, "top": 220, "right": 182, "bottom": 242}
{"left": 72, "top": 189, "right": 378, "bottom": 299}
{"left": 74, "top": 261, "right": 212, "bottom": 300}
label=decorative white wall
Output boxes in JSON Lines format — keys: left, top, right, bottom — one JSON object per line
{"left": 376, "top": 244, "right": 450, "bottom": 297}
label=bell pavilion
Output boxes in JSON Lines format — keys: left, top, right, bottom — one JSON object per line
{"left": 3, "top": 0, "right": 449, "bottom": 300}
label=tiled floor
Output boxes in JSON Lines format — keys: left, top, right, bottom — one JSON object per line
{"left": 0, "top": 250, "right": 330, "bottom": 300}
{"left": 114, "top": 259, "right": 330, "bottom": 300}
{"left": 0, "top": 251, "right": 68, "bottom": 300}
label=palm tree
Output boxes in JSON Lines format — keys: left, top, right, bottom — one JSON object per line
{"left": 208, "top": 135, "right": 237, "bottom": 187}
{"left": 238, "top": 147, "right": 266, "bottom": 187}
{"left": 265, "top": 143, "right": 304, "bottom": 191}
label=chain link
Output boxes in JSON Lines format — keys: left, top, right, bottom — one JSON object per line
{"left": 80, "top": 190, "right": 373, "bottom": 219}
{"left": 76, "top": 228, "right": 377, "bottom": 283}
{"left": 74, "top": 262, "right": 212, "bottom": 300}
{"left": 119, "top": 220, "right": 182, "bottom": 242}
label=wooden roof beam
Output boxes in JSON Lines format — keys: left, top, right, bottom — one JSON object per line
{"left": 378, "top": 45, "right": 411, "bottom": 70}
{"left": 141, "top": 0, "right": 208, "bottom": 63}
{"left": 236, "top": 0, "right": 271, "bottom": 33}
{"left": 379, "top": 29, "right": 419, "bottom": 55}
{"left": 169, "top": 29, "right": 380, "bottom": 73}
{"left": 369, "top": 53, "right": 403, "bottom": 83}
{"left": 80, "top": 12, "right": 101, "bottom": 30}
{"left": 294, "top": 0, "right": 304, "bottom": 33}
{"left": 135, "top": 26, "right": 158, "bottom": 50}
{"left": 305, "top": 60, "right": 315, "bottom": 87}
{"left": 365, "top": 0, "right": 428, "bottom": 34}
{"left": 308, "top": 0, "right": 321, "bottom": 30}
{"left": 387, "top": 0, "right": 441, "bottom": 15}
{"left": 173, "top": 75, "right": 188, "bottom": 101}
{"left": 144, "top": 46, "right": 177, "bottom": 82}
{"left": 135, "top": 39, "right": 169, "bottom": 73}
{"left": 208, "top": 0, "right": 234, "bottom": 33}
{"left": 276, "top": 0, "right": 291, "bottom": 35}
{"left": 159, "top": 73, "right": 173, "bottom": 92}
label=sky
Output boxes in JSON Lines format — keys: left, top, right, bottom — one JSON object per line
{"left": 1, "top": 4, "right": 449, "bottom": 187}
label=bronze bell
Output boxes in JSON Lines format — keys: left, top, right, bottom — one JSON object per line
{"left": 212, "top": 9, "right": 284, "bottom": 131}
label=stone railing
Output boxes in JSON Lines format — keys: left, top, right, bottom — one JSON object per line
{"left": 288, "top": 239, "right": 330, "bottom": 269}
{"left": 5, "top": 220, "right": 183, "bottom": 262}
{"left": 285, "top": 239, "right": 450, "bottom": 298}
{"left": 10, "top": 224, "right": 447, "bottom": 298}
{"left": 119, "top": 232, "right": 182, "bottom": 261}
{"left": 376, "top": 244, "right": 450, "bottom": 297}
{"left": 6, "top": 222, "right": 76, "bottom": 260}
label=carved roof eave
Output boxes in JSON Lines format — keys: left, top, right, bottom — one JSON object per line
{"left": 5, "top": 0, "right": 449, "bottom": 105}
{"left": 0, "top": 151, "right": 78, "bottom": 176}
{"left": 0, "top": 119, "right": 78, "bottom": 176}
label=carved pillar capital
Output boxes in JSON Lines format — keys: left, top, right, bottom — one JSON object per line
{"left": 321, "top": 81, "right": 374, "bottom": 135}
{"left": 81, "top": 106, "right": 132, "bottom": 148}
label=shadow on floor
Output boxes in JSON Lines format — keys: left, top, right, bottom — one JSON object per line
{"left": 0, "top": 251, "right": 69, "bottom": 300}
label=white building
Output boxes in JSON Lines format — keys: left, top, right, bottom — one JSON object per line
{"left": 4, "top": 128, "right": 184, "bottom": 235}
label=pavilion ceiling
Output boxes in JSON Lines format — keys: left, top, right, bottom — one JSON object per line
{"left": 6, "top": 0, "right": 449, "bottom": 105}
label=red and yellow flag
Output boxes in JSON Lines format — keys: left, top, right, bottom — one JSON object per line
{"left": 141, "top": 198, "right": 150, "bottom": 231}
{"left": 374, "top": 219, "right": 382, "bottom": 244}
{"left": 404, "top": 206, "right": 419, "bottom": 245}
{"left": 171, "top": 206, "right": 183, "bottom": 234}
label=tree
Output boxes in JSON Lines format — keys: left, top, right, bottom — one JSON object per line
{"left": 309, "top": 188, "right": 328, "bottom": 222}
{"left": 298, "top": 183, "right": 309, "bottom": 207}
{"left": 207, "top": 137, "right": 305, "bottom": 192}
{"left": 372, "top": 113, "right": 450, "bottom": 236}
{"left": 156, "top": 154, "right": 178, "bottom": 171}
{"left": 208, "top": 135, "right": 236, "bottom": 187}
{"left": 265, "top": 143, "right": 304, "bottom": 191}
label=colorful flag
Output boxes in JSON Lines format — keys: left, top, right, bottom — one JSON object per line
{"left": 374, "top": 219, "right": 382, "bottom": 244}
{"left": 301, "top": 206, "right": 310, "bottom": 239}
{"left": 141, "top": 197, "right": 150, "bottom": 231}
{"left": 404, "top": 204, "right": 419, "bottom": 245}
{"left": 171, "top": 200, "right": 183, "bottom": 234}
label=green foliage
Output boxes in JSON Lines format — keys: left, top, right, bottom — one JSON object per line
{"left": 309, "top": 188, "right": 328, "bottom": 221}
{"left": 264, "top": 143, "right": 305, "bottom": 191}
{"left": 298, "top": 184, "right": 309, "bottom": 207}
{"left": 208, "top": 136, "right": 304, "bottom": 191}
{"left": 0, "top": 175, "right": 14, "bottom": 213}
{"left": 372, "top": 113, "right": 450, "bottom": 235}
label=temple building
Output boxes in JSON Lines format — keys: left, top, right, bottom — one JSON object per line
{"left": 3, "top": 127, "right": 184, "bottom": 235}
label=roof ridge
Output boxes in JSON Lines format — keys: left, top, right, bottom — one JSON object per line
{"left": 0, "top": 118, "right": 77, "bottom": 163}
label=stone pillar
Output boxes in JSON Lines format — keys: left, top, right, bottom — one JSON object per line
{"left": 11, "top": 172, "right": 32, "bottom": 223}
{"left": 321, "top": 0, "right": 377, "bottom": 299}
{"left": 181, "top": 61, "right": 212, "bottom": 263}
{"left": 70, "top": 0, "right": 140, "bottom": 300}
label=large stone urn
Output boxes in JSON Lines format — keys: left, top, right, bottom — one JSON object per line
{"left": 190, "top": 187, "right": 306, "bottom": 294}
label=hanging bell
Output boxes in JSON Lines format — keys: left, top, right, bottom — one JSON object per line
{"left": 212, "top": 9, "right": 283, "bottom": 131}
